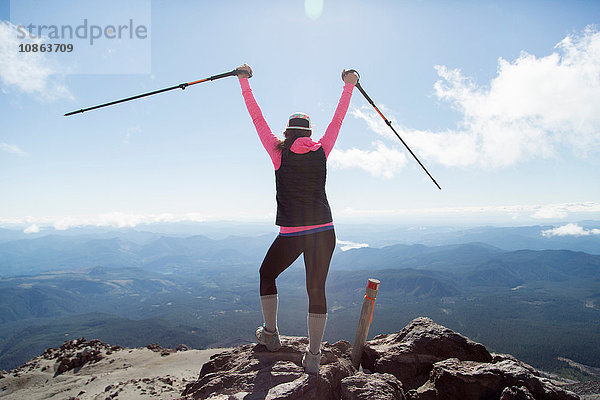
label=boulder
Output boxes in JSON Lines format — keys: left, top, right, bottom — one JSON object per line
{"left": 181, "top": 336, "right": 355, "bottom": 400}
{"left": 407, "top": 357, "right": 579, "bottom": 400}
{"left": 341, "top": 372, "right": 406, "bottom": 400}
{"left": 361, "top": 317, "right": 492, "bottom": 389}
{"left": 52, "top": 338, "right": 110, "bottom": 375}
{"left": 147, "top": 343, "right": 162, "bottom": 352}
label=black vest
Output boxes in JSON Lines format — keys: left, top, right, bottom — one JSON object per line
{"left": 275, "top": 146, "right": 332, "bottom": 227}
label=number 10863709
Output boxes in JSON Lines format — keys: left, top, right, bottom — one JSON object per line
{"left": 19, "top": 43, "right": 73, "bottom": 52}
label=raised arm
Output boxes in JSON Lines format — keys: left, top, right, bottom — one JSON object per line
{"left": 237, "top": 64, "right": 281, "bottom": 169}
{"left": 319, "top": 70, "right": 358, "bottom": 158}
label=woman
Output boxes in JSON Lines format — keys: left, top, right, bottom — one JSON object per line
{"left": 237, "top": 64, "right": 358, "bottom": 375}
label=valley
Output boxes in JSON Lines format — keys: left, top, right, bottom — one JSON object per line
{"left": 0, "top": 225, "right": 599, "bottom": 381}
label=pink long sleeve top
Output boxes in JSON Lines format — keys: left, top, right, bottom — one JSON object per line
{"left": 239, "top": 77, "right": 354, "bottom": 235}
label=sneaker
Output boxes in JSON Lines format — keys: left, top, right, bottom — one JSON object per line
{"left": 255, "top": 324, "right": 281, "bottom": 351}
{"left": 302, "top": 347, "right": 321, "bottom": 375}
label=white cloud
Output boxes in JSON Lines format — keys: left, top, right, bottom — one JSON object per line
{"left": 1, "top": 202, "right": 599, "bottom": 230}
{"left": 0, "top": 212, "right": 208, "bottom": 231}
{"left": 351, "top": 27, "right": 600, "bottom": 170}
{"left": 336, "top": 201, "right": 600, "bottom": 221}
{"left": 329, "top": 141, "right": 407, "bottom": 178}
{"left": 0, "top": 142, "right": 29, "bottom": 156}
{"left": 531, "top": 205, "right": 569, "bottom": 220}
{"left": 541, "top": 223, "right": 600, "bottom": 237}
{"left": 50, "top": 212, "right": 207, "bottom": 230}
{"left": 24, "top": 224, "right": 40, "bottom": 234}
{"left": 0, "top": 21, "right": 71, "bottom": 100}
{"left": 350, "top": 106, "right": 398, "bottom": 141}
{"left": 531, "top": 202, "right": 600, "bottom": 219}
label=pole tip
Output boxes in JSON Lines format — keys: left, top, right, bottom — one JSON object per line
{"left": 64, "top": 109, "right": 83, "bottom": 117}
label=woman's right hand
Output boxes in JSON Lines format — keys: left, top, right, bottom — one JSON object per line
{"left": 342, "top": 69, "right": 359, "bottom": 85}
{"left": 237, "top": 64, "right": 253, "bottom": 79}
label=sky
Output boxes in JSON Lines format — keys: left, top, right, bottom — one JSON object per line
{"left": 1, "top": 0, "right": 600, "bottom": 233}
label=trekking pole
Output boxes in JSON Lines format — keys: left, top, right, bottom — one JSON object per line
{"left": 343, "top": 70, "right": 442, "bottom": 190}
{"left": 64, "top": 68, "right": 250, "bottom": 116}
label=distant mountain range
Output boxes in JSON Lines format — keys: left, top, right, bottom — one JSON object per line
{"left": 0, "top": 232, "right": 273, "bottom": 277}
{"left": 0, "top": 222, "right": 599, "bottom": 380}
{"left": 333, "top": 242, "right": 600, "bottom": 284}
{"left": 2, "top": 221, "right": 600, "bottom": 277}
{"left": 335, "top": 221, "right": 600, "bottom": 254}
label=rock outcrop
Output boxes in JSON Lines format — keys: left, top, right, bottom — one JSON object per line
{"left": 27, "top": 337, "right": 120, "bottom": 376}
{"left": 182, "top": 317, "right": 579, "bottom": 400}
{"left": 410, "top": 356, "right": 577, "bottom": 400}
{"left": 361, "top": 317, "right": 493, "bottom": 390}
{"left": 340, "top": 371, "right": 406, "bottom": 400}
{"left": 361, "top": 318, "right": 577, "bottom": 399}
{"left": 181, "top": 336, "right": 355, "bottom": 399}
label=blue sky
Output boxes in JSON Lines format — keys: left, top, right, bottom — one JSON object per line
{"left": 1, "top": 0, "right": 600, "bottom": 232}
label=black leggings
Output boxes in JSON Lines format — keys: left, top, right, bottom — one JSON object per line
{"left": 259, "top": 229, "right": 336, "bottom": 315}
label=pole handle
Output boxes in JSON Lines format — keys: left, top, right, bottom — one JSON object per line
{"left": 234, "top": 69, "right": 252, "bottom": 78}
{"left": 209, "top": 69, "right": 249, "bottom": 81}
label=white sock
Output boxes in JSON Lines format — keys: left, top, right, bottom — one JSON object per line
{"left": 260, "top": 294, "right": 278, "bottom": 333}
{"left": 307, "top": 313, "right": 327, "bottom": 355}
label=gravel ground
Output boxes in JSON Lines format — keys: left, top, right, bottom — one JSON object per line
{"left": 0, "top": 339, "right": 229, "bottom": 400}
{"left": 565, "top": 381, "right": 600, "bottom": 400}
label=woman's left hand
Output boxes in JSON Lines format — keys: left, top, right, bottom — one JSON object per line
{"left": 236, "top": 64, "right": 253, "bottom": 79}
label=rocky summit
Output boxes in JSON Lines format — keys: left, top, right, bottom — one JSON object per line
{"left": 181, "top": 317, "right": 580, "bottom": 400}
{"left": 181, "top": 336, "right": 355, "bottom": 399}
{"left": 0, "top": 317, "right": 587, "bottom": 399}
